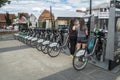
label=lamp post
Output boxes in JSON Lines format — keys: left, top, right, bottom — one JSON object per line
{"left": 89, "top": 0, "right": 92, "bottom": 36}
{"left": 90, "top": 0, "right": 92, "bottom": 15}
{"left": 50, "top": 6, "right": 53, "bottom": 29}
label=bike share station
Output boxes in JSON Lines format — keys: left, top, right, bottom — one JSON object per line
{"left": 89, "top": 0, "right": 120, "bottom": 72}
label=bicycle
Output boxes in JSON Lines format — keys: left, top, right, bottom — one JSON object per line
{"left": 73, "top": 29, "right": 108, "bottom": 70}
{"left": 41, "top": 29, "right": 57, "bottom": 54}
{"left": 47, "top": 29, "right": 69, "bottom": 57}
{"left": 36, "top": 29, "right": 46, "bottom": 51}
{"left": 29, "top": 28, "right": 40, "bottom": 48}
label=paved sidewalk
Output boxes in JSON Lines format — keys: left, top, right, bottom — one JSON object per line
{"left": 0, "top": 40, "right": 119, "bottom": 80}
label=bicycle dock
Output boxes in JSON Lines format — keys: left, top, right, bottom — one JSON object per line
{"left": 87, "top": 0, "right": 120, "bottom": 72}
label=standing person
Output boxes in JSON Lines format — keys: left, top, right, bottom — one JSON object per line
{"left": 68, "top": 18, "right": 79, "bottom": 58}
{"left": 76, "top": 18, "right": 88, "bottom": 50}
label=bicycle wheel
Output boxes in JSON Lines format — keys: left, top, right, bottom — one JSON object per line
{"left": 73, "top": 50, "right": 88, "bottom": 71}
{"left": 95, "top": 42, "right": 103, "bottom": 61}
{"left": 41, "top": 45, "right": 48, "bottom": 54}
{"left": 36, "top": 43, "right": 42, "bottom": 51}
{"left": 48, "top": 46, "right": 61, "bottom": 57}
{"left": 31, "top": 41, "right": 36, "bottom": 48}
{"left": 99, "top": 40, "right": 106, "bottom": 62}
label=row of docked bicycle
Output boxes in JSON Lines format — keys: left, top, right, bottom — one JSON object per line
{"left": 14, "top": 28, "right": 69, "bottom": 57}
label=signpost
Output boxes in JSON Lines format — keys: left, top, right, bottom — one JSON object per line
{"left": 98, "top": 12, "right": 109, "bottom": 19}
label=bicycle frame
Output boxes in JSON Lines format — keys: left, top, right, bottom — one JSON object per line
{"left": 75, "top": 37, "right": 98, "bottom": 57}
{"left": 86, "top": 38, "right": 99, "bottom": 57}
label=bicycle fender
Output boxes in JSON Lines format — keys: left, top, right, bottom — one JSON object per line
{"left": 14, "top": 34, "right": 19, "bottom": 36}
{"left": 28, "top": 37, "right": 33, "bottom": 40}
{"left": 31, "top": 38, "right": 37, "bottom": 41}
{"left": 37, "top": 39, "right": 44, "bottom": 43}
{"left": 49, "top": 42, "right": 58, "bottom": 47}
{"left": 75, "top": 50, "right": 85, "bottom": 57}
{"left": 42, "top": 41, "right": 50, "bottom": 45}
{"left": 24, "top": 36, "right": 29, "bottom": 39}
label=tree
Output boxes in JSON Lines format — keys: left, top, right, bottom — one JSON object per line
{"left": 29, "top": 21, "right": 32, "bottom": 26}
{"left": 5, "top": 12, "right": 12, "bottom": 26}
{"left": 19, "top": 13, "right": 25, "bottom": 19}
{"left": 0, "top": 0, "right": 10, "bottom": 7}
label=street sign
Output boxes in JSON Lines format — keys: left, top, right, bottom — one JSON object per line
{"left": 98, "top": 12, "right": 109, "bottom": 19}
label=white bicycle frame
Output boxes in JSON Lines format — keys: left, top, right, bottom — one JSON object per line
{"left": 75, "top": 38, "right": 99, "bottom": 58}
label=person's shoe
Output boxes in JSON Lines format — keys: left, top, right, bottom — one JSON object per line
{"left": 69, "top": 55, "right": 74, "bottom": 59}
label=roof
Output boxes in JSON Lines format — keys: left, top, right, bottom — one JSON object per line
{"left": 13, "top": 16, "right": 27, "bottom": 24}
{"left": 87, "top": 3, "right": 110, "bottom": 10}
{"left": 19, "top": 16, "right": 27, "bottom": 23}
{"left": 52, "top": 10, "right": 85, "bottom": 19}
{"left": 38, "top": 9, "right": 85, "bottom": 20}
{"left": 18, "top": 13, "right": 29, "bottom": 18}
{"left": 30, "top": 14, "right": 36, "bottom": 18}
{"left": 30, "top": 14, "right": 37, "bottom": 19}
{"left": 57, "top": 17, "right": 82, "bottom": 20}
{"left": 0, "top": 14, "right": 15, "bottom": 22}
{"left": 38, "top": 9, "right": 54, "bottom": 20}
{"left": 0, "top": 14, "right": 6, "bottom": 22}
{"left": 76, "top": 10, "right": 87, "bottom": 13}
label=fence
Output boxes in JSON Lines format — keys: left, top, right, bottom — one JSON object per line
{"left": 0, "top": 30, "right": 18, "bottom": 40}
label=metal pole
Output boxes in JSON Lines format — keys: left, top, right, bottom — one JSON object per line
{"left": 114, "top": 0, "right": 116, "bottom": 7}
{"left": 50, "top": 6, "right": 52, "bottom": 28}
{"left": 89, "top": 0, "right": 92, "bottom": 36}
{"left": 90, "top": 0, "right": 92, "bottom": 15}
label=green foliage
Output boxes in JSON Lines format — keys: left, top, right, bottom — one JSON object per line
{"left": 29, "top": 21, "right": 32, "bottom": 26}
{"left": 19, "top": 13, "right": 25, "bottom": 19}
{"left": 0, "top": 0, "right": 9, "bottom": 7}
{"left": 19, "top": 23, "right": 28, "bottom": 31}
{"left": 13, "top": 15, "right": 18, "bottom": 19}
{"left": 5, "top": 12, "right": 12, "bottom": 26}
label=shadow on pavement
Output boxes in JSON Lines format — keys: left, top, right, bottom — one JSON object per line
{"left": 0, "top": 45, "right": 30, "bottom": 53}
{"left": 38, "top": 64, "right": 118, "bottom": 80}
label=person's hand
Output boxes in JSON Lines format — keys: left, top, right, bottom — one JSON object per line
{"left": 72, "top": 26, "right": 76, "bottom": 31}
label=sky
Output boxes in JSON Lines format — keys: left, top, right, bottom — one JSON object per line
{"left": 0, "top": 0, "right": 110, "bottom": 17}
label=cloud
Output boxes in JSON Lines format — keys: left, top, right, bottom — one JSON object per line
{"left": 47, "top": 0, "right": 61, "bottom": 3}
{"left": 0, "top": 0, "right": 109, "bottom": 17}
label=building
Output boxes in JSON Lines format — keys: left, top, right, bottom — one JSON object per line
{"left": 0, "top": 13, "right": 15, "bottom": 28}
{"left": 12, "top": 13, "right": 29, "bottom": 30}
{"left": 86, "top": 3, "right": 110, "bottom": 16}
{"left": 29, "top": 14, "right": 37, "bottom": 28}
{"left": 18, "top": 13, "right": 29, "bottom": 18}
{"left": 53, "top": 10, "right": 85, "bottom": 29}
{"left": 38, "top": 9, "right": 85, "bottom": 29}
{"left": 38, "top": 9, "right": 54, "bottom": 28}
{"left": 86, "top": 2, "right": 110, "bottom": 29}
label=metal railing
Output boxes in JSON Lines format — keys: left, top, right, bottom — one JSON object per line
{"left": 0, "top": 30, "right": 18, "bottom": 40}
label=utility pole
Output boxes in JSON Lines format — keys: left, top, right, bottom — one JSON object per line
{"left": 90, "top": 0, "right": 92, "bottom": 15}
{"left": 50, "top": 6, "right": 52, "bottom": 28}
{"left": 89, "top": 0, "right": 92, "bottom": 36}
